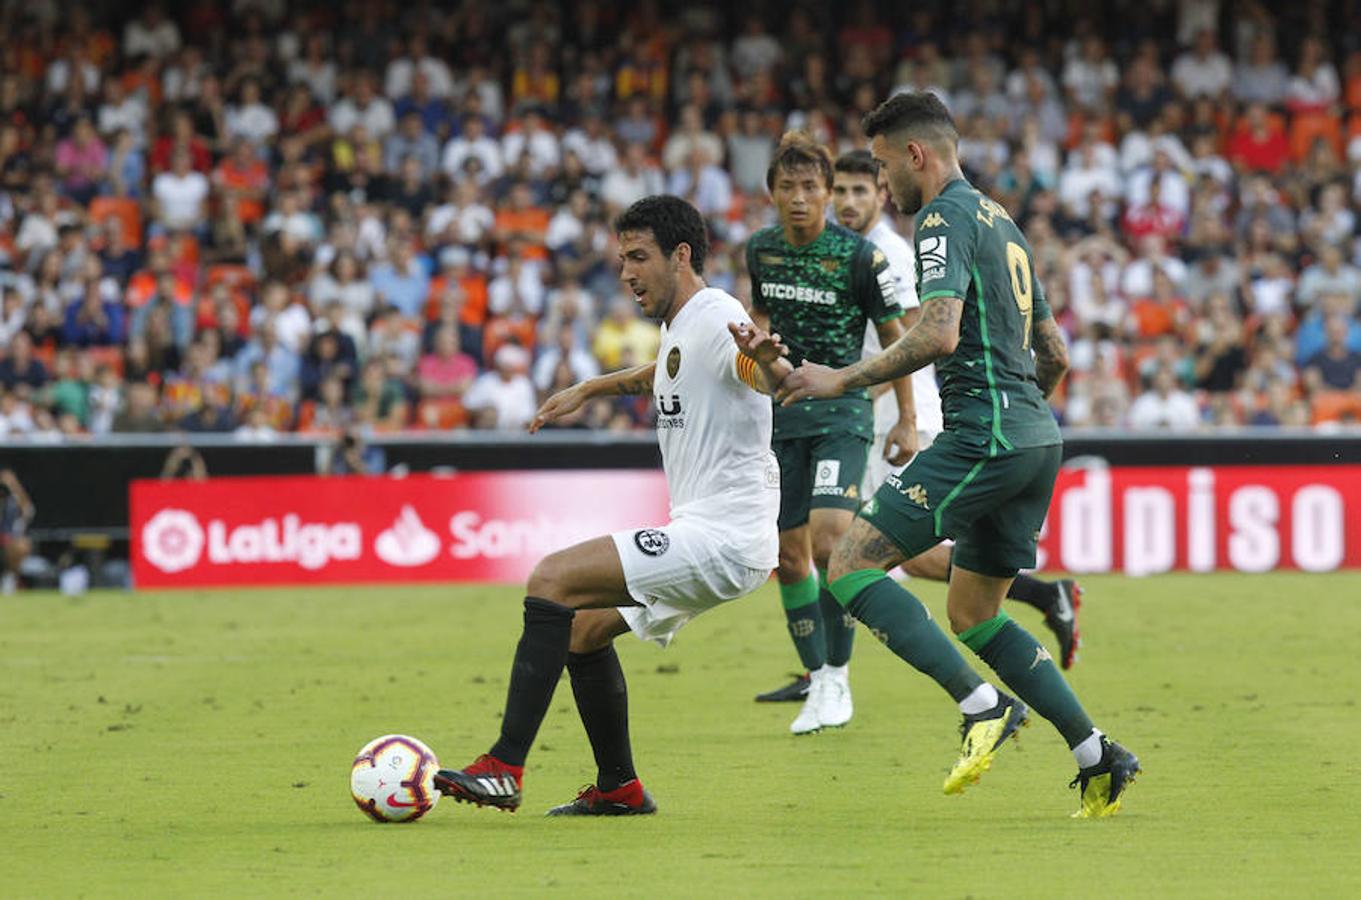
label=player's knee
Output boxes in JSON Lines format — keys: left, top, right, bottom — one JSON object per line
{"left": 946, "top": 600, "right": 988, "bottom": 635}
{"left": 568, "top": 614, "right": 616, "bottom": 654}
{"left": 827, "top": 537, "right": 860, "bottom": 584}
{"left": 526, "top": 551, "right": 572, "bottom": 602}
{"left": 776, "top": 545, "right": 809, "bottom": 583}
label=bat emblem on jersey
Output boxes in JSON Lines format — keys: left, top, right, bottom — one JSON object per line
{"left": 634, "top": 529, "right": 670, "bottom": 557}
{"left": 667, "top": 347, "right": 681, "bottom": 379}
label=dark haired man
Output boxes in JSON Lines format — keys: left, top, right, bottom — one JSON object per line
{"left": 745, "top": 131, "right": 915, "bottom": 735}
{"left": 432, "top": 196, "right": 794, "bottom": 816}
{"left": 774, "top": 92, "right": 1140, "bottom": 817}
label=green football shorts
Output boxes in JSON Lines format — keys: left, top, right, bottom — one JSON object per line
{"left": 859, "top": 434, "right": 1062, "bottom": 577}
{"left": 773, "top": 431, "right": 871, "bottom": 531}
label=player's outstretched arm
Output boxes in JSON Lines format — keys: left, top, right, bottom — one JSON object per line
{"left": 777, "top": 296, "right": 963, "bottom": 405}
{"left": 728, "top": 321, "right": 793, "bottom": 395}
{"left": 528, "top": 362, "right": 656, "bottom": 433}
{"left": 1032, "top": 316, "right": 1070, "bottom": 399}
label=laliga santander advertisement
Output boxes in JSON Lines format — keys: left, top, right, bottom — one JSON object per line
{"left": 130, "top": 464, "right": 1361, "bottom": 588}
{"left": 130, "top": 472, "right": 671, "bottom": 588}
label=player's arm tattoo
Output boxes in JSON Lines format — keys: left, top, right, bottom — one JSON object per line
{"left": 840, "top": 296, "right": 962, "bottom": 390}
{"left": 874, "top": 317, "right": 917, "bottom": 420}
{"left": 1031, "top": 317, "right": 1070, "bottom": 399}
{"left": 591, "top": 362, "right": 656, "bottom": 397}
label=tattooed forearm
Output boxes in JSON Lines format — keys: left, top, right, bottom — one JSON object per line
{"left": 841, "top": 297, "right": 962, "bottom": 390}
{"left": 591, "top": 362, "right": 656, "bottom": 397}
{"left": 1032, "top": 317, "right": 1069, "bottom": 399}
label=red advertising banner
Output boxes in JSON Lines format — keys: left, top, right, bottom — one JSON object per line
{"left": 130, "top": 472, "right": 672, "bottom": 588}
{"left": 1038, "top": 465, "right": 1361, "bottom": 575}
{"left": 131, "top": 464, "right": 1361, "bottom": 587}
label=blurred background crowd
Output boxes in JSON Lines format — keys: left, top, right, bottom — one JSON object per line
{"left": 2, "top": 0, "right": 1361, "bottom": 440}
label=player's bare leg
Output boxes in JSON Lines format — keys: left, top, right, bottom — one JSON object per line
{"left": 947, "top": 564, "right": 1138, "bottom": 814}
{"left": 435, "top": 536, "right": 655, "bottom": 815}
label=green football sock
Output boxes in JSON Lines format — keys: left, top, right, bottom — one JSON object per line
{"left": 779, "top": 571, "right": 825, "bottom": 672}
{"left": 831, "top": 569, "right": 982, "bottom": 702}
{"left": 818, "top": 568, "right": 855, "bottom": 667}
{"left": 960, "top": 613, "right": 1095, "bottom": 748}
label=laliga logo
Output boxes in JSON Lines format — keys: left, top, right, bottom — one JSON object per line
{"left": 140, "top": 508, "right": 362, "bottom": 572}
{"left": 141, "top": 509, "right": 205, "bottom": 573}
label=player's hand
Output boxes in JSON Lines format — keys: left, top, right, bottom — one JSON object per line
{"left": 883, "top": 419, "right": 918, "bottom": 466}
{"left": 776, "top": 363, "right": 847, "bottom": 406}
{"left": 728, "top": 321, "right": 788, "bottom": 365}
{"left": 528, "top": 384, "right": 588, "bottom": 433}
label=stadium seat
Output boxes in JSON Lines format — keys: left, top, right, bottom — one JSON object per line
{"left": 1311, "top": 390, "right": 1361, "bottom": 424}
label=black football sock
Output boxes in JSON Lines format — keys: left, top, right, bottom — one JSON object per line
{"left": 1007, "top": 573, "right": 1057, "bottom": 613}
{"left": 567, "top": 645, "right": 637, "bottom": 792}
{"left": 488, "top": 597, "right": 575, "bottom": 767}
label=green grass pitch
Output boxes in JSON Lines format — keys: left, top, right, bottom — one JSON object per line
{"left": 3, "top": 573, "right": 1360, "bottom": 897}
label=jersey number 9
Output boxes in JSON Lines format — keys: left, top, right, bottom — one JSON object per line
{"left": 1005, "top": 241, "right": 1033, "bottom": 351}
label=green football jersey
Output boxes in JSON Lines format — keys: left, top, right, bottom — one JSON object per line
{"left": 913, "top": 178, "right": 1061, "bottom": 454}
{"left": 748, "top": 222, "right": 904, "bottom": 439}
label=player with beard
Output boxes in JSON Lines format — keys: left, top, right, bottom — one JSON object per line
{"left": 771, "top": 92, "right": 1139, "bottom": 816}
{"left": 431, "top": 196, "right": 797, "bottom": 816}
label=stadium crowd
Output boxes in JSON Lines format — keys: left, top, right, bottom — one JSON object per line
{"left": 1, "top": 0, "right": 1361, "bottom": 440}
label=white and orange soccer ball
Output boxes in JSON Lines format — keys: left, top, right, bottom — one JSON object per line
{"left": 350, "top": 734, "right": 441, "bottom": 823}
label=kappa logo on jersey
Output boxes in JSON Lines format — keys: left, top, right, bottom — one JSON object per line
{"left": 903, "top": 483, "right": 930, "bottom": 509}
{"left": 918, "top": 235, "right": 948, "bottom": 284}
{"left": 634, "top": 529, "right": 670, "bottom": 557}
{"left": 666, "top": 346, "right": 681, "bottom": 379}
{"left": 920, "top": 212, "right": 949, "bottom": 229}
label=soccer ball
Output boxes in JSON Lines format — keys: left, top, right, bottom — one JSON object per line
{"left": 350, "top": 734, "right": 441, "bottom": 823}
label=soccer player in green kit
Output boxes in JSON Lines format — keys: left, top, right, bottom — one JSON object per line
{"left": 746, "top": 131, "right": 917, "bottom": 735}
{"left": 772, "top": 92, "right": 1140, "bottom": 817}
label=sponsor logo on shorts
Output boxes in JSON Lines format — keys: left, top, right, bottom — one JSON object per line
{"left": 904, "top": 483, "right": 930, "bottom": 509}
{"left": 634, "top": 529, "right": 670, "bottom": 557}
{"left": 812, "top": 459, "right": 844, "bottom": 497}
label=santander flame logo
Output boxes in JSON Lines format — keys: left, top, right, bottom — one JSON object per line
{"left": 374, "top": 505, "right": 442, "bottom": 567}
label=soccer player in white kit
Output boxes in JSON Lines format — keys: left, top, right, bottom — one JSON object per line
{"left": 434, "top": 196, "right": 793, "bottom": 816}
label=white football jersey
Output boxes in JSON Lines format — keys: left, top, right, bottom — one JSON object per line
{"left": 653, "top": 288, "right": 779, "bottom": 569}
{"left": 862, "top": 217, "right": 943, "bottom": 436}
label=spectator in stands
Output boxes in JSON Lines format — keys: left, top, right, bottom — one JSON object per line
{"left": 1298, "top": 244, "right": 1361, "bottom": 311}
{"left": 532, "top": 322, "right": 599, "bottom": 394}
{"left": 600, "top": 141, "right": 664, "bottom": 216}
{"left": 1233, "top": 33, "right": 1289, "bottom": 105}
{"left": 417, "top": 324, "right": 478, "bottom": 401}
{"left": 1285, "top": 35, "right": 1340, "bottom": 114}
{"left": 1172, "top": 29, "right": 1233, "bottom": 100}
{"left": 329, "top": 71, "right": 395, "bottom": 140}
{"left": 665, "top": 145, "right": 732, "bottom": 222}
{"left": 463, "top": 342, "right": 536, "bottom": 431}
{"left": 352, "top": 357, "right": 408, "bottom": 430}
{"left": 1129, "top": 365, "right": 1203, "bottom": 430}
{"left": 61, "top": 279, "right": 125, "bottom": 347}
{"left": 0, "top": 332, "right": 48, "bottom": 392}
{"left": 384, "top": 110, "right": 441, "bottom": 179}
{"left": 368, "top": 239, "right": 429, "bottom": 320}
{"left": 592, "top": 296, "right": 660, "bottom": 372}
{"left": 54, "top": 116, "right": 108, "bottom": 206}
{"left": 151, "top": 148, "right": 210, "bottom": 235}
{"left": 1304, "top": 315, "right": 1361, "bottom": 391}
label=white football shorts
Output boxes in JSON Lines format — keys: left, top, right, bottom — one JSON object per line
{"left": 610, "top": 519, "right": 771, "bottom": 647}
{"left": 863, "top": 426, "right": 939, "bottom": 499}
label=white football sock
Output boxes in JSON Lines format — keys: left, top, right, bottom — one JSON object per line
{"left": 959, "top": 683, "right": 999, "bottom": 715}
{"left": 1073, "top": 729, "right": 1105, "bottom": 768}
